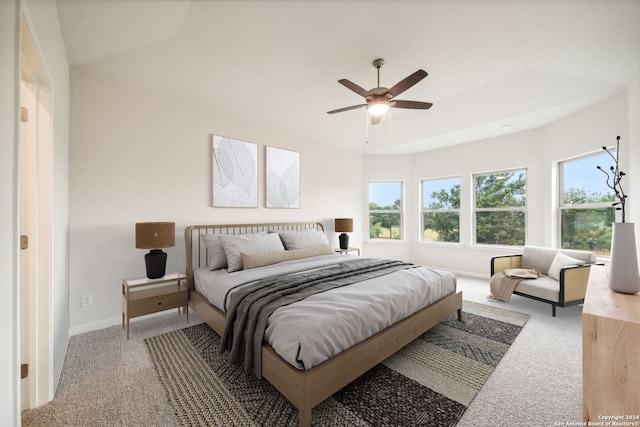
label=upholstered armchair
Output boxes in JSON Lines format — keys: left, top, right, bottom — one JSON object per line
{"left": 490, "top": 246, "right": 597, "bottom": 316}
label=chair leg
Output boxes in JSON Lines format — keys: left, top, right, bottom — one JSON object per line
{"left": 552, "top": 304, "right": 556, "bottom": 317}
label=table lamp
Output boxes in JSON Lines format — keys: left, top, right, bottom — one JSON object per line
{"left": 135, "top": 222, "right": 175, "bottom": 279}
{"left": 335, "top": 218, "right": 353, "bottom": 250}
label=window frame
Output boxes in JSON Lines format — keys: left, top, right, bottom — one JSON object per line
{"left": 420, "top": 176, "right": 461, "bottom": 244}
{"left": 472, "top": 168, "right": 528, "bottom": 246}
{"left": 558, "top": 150, "right": 616, "bottom": 255}
{"left": 367, "top": 181, "right": 404, "bottom": 242}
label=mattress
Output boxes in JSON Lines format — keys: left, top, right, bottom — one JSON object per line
{"left": 195, "top": 254, "right": 456, "bottom": 370}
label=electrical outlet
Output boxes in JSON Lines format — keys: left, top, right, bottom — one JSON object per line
{"left": 81, "top": 294, "right": 93, "bottom": 307}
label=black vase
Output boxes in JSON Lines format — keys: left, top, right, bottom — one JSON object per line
{"left": 145, "top": 249, "right": 167, "bottom": 279}
{"left": 339, "top": 233, "right": 349, "bottom": 250}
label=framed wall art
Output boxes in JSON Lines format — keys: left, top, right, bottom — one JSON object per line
{"left": 266, "top": 146, "right": 300, "bottom": 208}
{"left": 212, "top": 135, "right": 258, "bottom": 207}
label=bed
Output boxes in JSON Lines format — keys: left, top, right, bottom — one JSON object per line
{"left": 185, "top": 221, "right": 463, "bottom": 427}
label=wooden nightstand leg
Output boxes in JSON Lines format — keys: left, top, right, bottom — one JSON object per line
{"left": 126, "top": 316, "right": 130, "bottom": 340}
{"left": 186, "top": 304, "right": 189, "bottom": 323}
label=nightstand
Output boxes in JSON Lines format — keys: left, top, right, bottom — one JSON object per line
{"left": 335, "top": 247, "right": 360, "bottom": 255}
{"left": 122, "top": 272, "right": 188, "bottom": 339}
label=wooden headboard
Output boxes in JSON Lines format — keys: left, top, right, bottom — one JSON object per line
{"left": 184, "top": 221, "right": 326, "bottom": 290}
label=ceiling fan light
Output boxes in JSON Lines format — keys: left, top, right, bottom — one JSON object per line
{"left": 368, "top": 101, "right": 390, "bottom": 116}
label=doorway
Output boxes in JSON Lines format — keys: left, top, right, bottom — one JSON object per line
{"left": 19, "top": 17, "right": 53, "bottom": 410}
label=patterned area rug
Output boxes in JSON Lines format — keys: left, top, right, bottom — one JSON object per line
{"left": 145, "top": 300, "right": 528, "bottom": 427}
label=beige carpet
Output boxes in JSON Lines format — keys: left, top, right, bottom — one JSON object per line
{"left": 22, "top": 275, "right": 584, "bottom": 426}
{"left": 21, "top": 311, "right": 193, "bottom": 427}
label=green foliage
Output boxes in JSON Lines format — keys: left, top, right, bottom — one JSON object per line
{"left": 475, "top": 171, "right": 525, "bottom": 208}
{"left": 474, "top": 172, "right": 526, "bottom": 245}
{"left": 369, "top": 200, "right": 401, "bottom": 239}
{"left": 562, "top": 187, "right": 615, "bottom": 254}
{"left": 424, "top": 184, "right": 460, "bottom": 242}
{"left": 476, "top": 211, "right": 525, "bottom": 245}
{"left": 563, "top": 188, "right": 614, "bottom": 204}
{"left": 423, "top": 212, "right": 459, "bottom": 242}
{"left": 562, "top": 208, "right": 614, "bottom": 254}
{"left": 391, "top": 227, "right": 402, "bottom": 239}
{"left": 369, "top": 221, "right": 384, "bottom": 239}
{"left": 426, "top": 186, "right": 460, "bottom": 210}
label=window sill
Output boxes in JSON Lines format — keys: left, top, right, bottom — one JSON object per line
{"left": 417, "top": 241, "right": 462, "bottom": 248}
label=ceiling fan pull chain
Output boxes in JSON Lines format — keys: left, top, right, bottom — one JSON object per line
{"left": 365, "top": 110, "right": 369, "bottom": 143}
{"left": 388, "top": 109, "right": 392, "bottom": 142}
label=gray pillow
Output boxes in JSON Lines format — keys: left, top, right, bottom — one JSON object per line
{"left": 219, "top": 233, "right": 285, "bottom": 272}
{"left": 200, "top": 232, "right": 265, "bottom": 270}
{"left": 277, "top": 229, "right": 330, "bottom": 250}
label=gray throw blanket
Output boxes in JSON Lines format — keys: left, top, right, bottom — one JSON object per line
{"left": 220, "top": 258, "right": 416, "bottom": 377}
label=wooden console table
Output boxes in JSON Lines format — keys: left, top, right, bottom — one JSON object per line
{"left": 582, "top": 265, "right": 640, "bottom": 421}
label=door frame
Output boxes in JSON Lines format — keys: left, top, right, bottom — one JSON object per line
{"left": 19, "top": 15, "right": 53, "bottom": 410}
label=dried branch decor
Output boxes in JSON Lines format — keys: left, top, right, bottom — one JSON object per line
{"left": 597, "top": 135, "right": 628, "bottom": 223}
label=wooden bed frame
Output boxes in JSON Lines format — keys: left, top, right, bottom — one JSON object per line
{"left": 185, "top": 221, "right": 463, "bottom": 427}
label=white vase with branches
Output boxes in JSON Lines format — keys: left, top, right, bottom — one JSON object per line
{"left": 597, "top": 136, "right": 639, "bottom": 294}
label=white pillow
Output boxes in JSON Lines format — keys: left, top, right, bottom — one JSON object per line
{"left": 277, "top": 229, "right": 329, "bottom": 250}
{"left": 548, "top": 252, "right": 586, "bottom": 281}
{"left": 200, "top": 232, "right": 265, "bottom": 270}
{"left": 219, "top": 233, "right": 285, "bottom": 272}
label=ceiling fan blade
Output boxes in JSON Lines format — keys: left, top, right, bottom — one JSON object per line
{"left": 371, "top": 115, "right": 382, "bottom": 125}
{"left": 387, "top": 70, "right": 428, "bottom": 98}
{"left": 392, "top": 100, "right": 433, "bottom": 110}
{"left": 327, "top": 104, "right": 366, "bottom": 114}
{"left": 338, "top": 79, "right": 370, "bottom": 98}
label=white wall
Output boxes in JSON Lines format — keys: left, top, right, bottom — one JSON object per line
{"left": 69, "top": 70, "right": 363, "bottom": 333}
{"left": 363, "top": 92, "right": 628, "bottom": 277}
{"left": 628, "top": 62, "right": 640, "bottom": 266}
{"left": 1, "top": 3, "right": 21, "bottom": 425}
{"left": 22, "top": 0, "right": 71, "bottom": 397}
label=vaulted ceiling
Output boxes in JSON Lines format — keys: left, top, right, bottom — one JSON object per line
{"left": 56, "top": 0, "right": 640, "bottom": 154}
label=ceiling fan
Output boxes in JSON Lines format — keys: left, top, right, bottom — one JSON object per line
{"left": 327, "top": 58, "right": 433, "bottom": 125}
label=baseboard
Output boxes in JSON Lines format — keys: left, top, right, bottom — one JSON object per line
{"left": 69, "top": 310, "right": 173, "bottom": 336}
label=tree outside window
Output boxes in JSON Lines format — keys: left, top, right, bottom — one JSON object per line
{"left": 474, "top": 169, "right": 526, "bottom": 246}
{"left": 369, "top": 182, "right": 403, "bottom": 240}
{"left": 421, "top": 177, "right": 460, "bottom": 243}
{"left": 560, "top": 152, "right": 615, "bottom": 255}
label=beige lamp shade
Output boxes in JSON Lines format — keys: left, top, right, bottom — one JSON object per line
{"left": 135, "top": 222, "right": 175, "bottom": 249}
{"left": 334, "top": 218, "right": 353, "bottom": 233}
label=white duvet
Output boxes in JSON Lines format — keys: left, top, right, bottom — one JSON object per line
{"left": 195, "top": 254, "right": 456, "bottom": 370}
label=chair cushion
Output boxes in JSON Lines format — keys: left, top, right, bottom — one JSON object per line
{"left": 515, "top": 276, "right": 560, "bottom": 303}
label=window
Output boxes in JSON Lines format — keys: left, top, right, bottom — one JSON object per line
{"left": 559, "top": 151, "right": 615, "bottom": 255}
{"left": 421, "top": 177, "right": 460, "bottom": 243}
{"left": 368, "top": 182, "right": 403, "bottom": 240}
{"left": 474, "top": 169, "right": 526, "bottom": 246}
